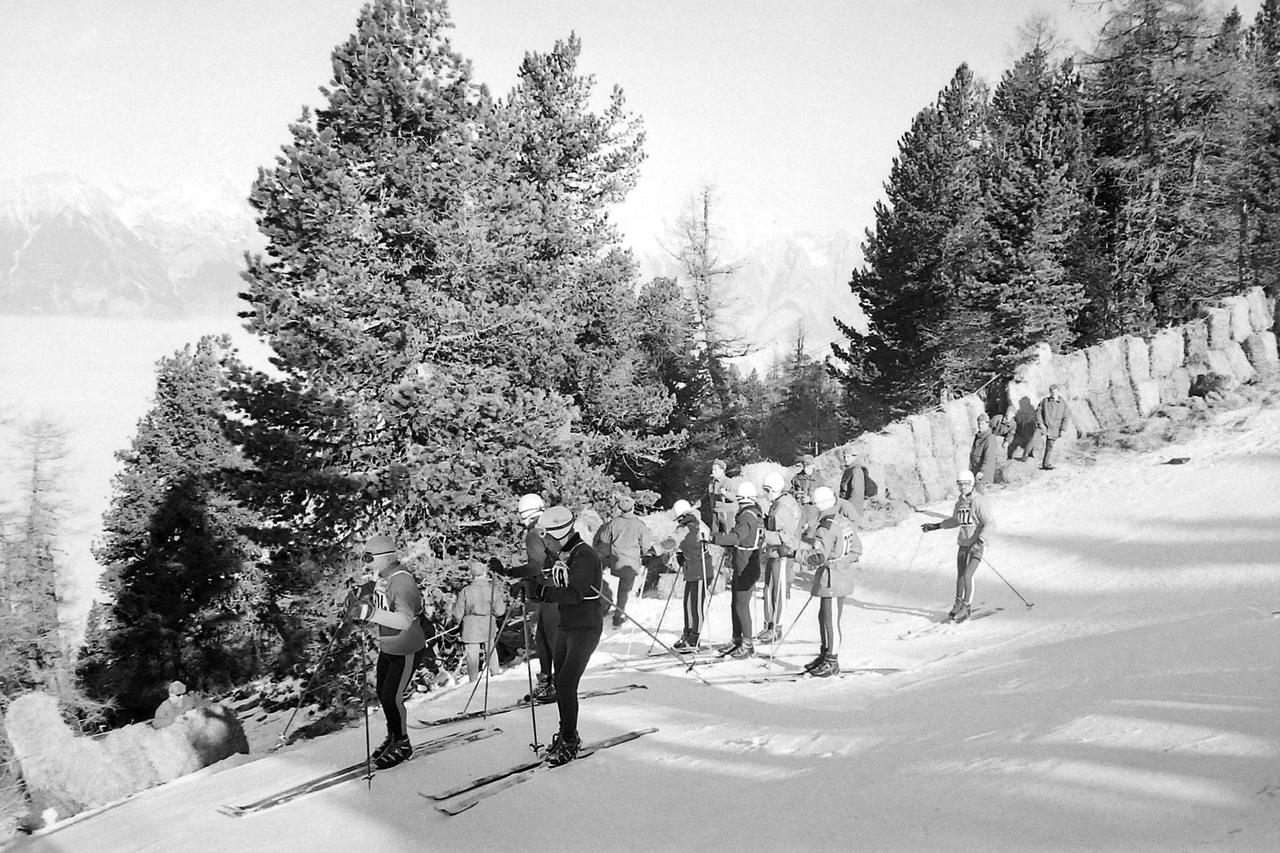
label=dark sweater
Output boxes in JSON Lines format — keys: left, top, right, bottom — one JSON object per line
{"left": 537, "top": 532, "right": 604, "bottom": 629}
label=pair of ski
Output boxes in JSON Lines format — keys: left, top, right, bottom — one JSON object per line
{"left": 218, "top": 725, "right": 500, "bottom": 817}
{"left": 424, "top": 727, "right": 658, "bottom": 815}
{"left": 720, "top": 667, "right": 903, "bottom": 685}
{"left": 897, "top": 607, "right": 1002, "bottom": 640}
{"left": 410, "top": 683, "right": 646, "bottom": 729}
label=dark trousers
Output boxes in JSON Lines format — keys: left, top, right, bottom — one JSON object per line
{"left": 730, "top": 590, "right": 753, "bottom": 643}
{"left": 534, "top": 602, "right": 559, "bottom": 680}
{"left": 613, "top": 566, "right": 638, "bottom": 619}
{"left": 955, "top": 543, "right": 985, "bottom": 604}
{"left": 553, "top": 623, "right": 603, "bottom": 741}
{"left": 683, "top": 579, "right": 706, "bottom": 637}
{"left": 376, "top": 649, "right": 422, "bottom": 739}
{"left": 1040, "top": 436, "right": 1058, "bottom": 468}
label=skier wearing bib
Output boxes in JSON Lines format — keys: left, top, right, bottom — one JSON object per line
{"left": 350, "top": 533, "right": 428, "bottom": 769}
{"left": 801, "top": 487, "right": 862, "bottom": 677}
{"left": 672, "top": 499, "right": 714, "bottom": 651}
{"left": 711, "top": 480, "right": 764, "bottom": 659}
{"left": 921, "top": 469, "right": 993, "bottom": 622}
{"left": 758, "top": 472, "right": 802, "bottom": 644}
{"left": 535, "top": 506, "right": 605, "bottom": 766}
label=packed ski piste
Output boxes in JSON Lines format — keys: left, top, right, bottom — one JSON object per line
{"left": 14, "top": 403, "right": 1280, "bottom": 851}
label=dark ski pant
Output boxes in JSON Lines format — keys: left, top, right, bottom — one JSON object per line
{"left": 376, "top": 649, "right": 423, "bottom": 739}
{"left": 534, "top": 601, "right": 559, "bottom": 681}
{"left": 553, "top": 623, "right": 603, "bottom": 742}
{"left": 683, "top": 579, "right": 706, "bottom": 637}
{"left": 728, "top": 557, "right": 761, "bottom": 642}
{"left": 612, "top": 566, "right": 638, "bottom": 622}
{"left": 955, "top": 543, "right": 984, "bottom": 605}
{"left": 817, "top": 596, "right": 846, "bottom": 654}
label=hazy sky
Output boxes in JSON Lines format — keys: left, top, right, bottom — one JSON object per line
{"left": 0, "top": 0, "right": 1257, "bottom": 251}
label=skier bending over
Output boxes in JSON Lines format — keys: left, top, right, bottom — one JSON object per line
{"left": 920, "top": 469, "right": 993, "bottom": 622}
{"left": 350, "top": 534, "right": 428, "bottom": 769}
{"left": 535, "top": 505, "right": 605, "bottom": 766}
{"left": 800, "top": 486, "right": 862, "bottom": 677}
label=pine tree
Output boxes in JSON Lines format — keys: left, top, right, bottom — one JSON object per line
{"left": 832, "top": 64, "right": 991, "bottom": 425}
{"left": 756, "top": 331, "right": 849, "bottom": 463}
{"left": 79, "top": 337, "right": 267, "bottom": 721}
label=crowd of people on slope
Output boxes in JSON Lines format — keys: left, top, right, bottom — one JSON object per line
{"left": 337, "top": 388, "right": 1067, "bottom": 769}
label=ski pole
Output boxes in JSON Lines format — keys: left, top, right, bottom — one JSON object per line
{"left": 518, "top": 589, "right": 542, "bottom": 751}
{"left": 593, "top": 585, "right": 712, "bottom": 685}
{"left": 462, "top": 603, "right": 517, "bottom": 715}
{"left": 276, "top": 592, "right": 356, "bottom": 748}
{"left": 764, "top": 594, "right": 813, "bottom": 670}
{"left": 981, "top": 556, "right": 1034, "bottom": 609}
{"left": 891, "top": 529, "right": 925, "bottom": 601}
{"left": 482, "top": 580, "right": 497, "bottom": 715}
{"left": 647, "top": 563, "right": 680, "bottom": 655}
{"left": 360, "top": 632, "right": 372, "bottom": 788}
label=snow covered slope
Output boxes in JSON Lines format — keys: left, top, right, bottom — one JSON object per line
{"left": 13, "top": 404, "right": 1280, "bottom": 852}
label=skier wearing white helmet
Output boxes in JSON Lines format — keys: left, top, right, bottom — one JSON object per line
{"left": 515, "top": 493, "right": 558, "bottom": 702}
{"left": 758, "top": 472, "right": 802, "bottom": 644}
{"left": 800, "top": 486, "right": 863, "bottom": 677}
{"left": 710, "top": 480, "right": 765, "bottom": 658}
{"left": 921, "top": 468, "right": 993, "bottom": 622}
{"left": 671, "top": 499, "right": 713, "bottom": 650}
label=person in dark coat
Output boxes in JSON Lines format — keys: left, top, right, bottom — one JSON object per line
{"left": 517, "top": 493, "right": 558, "bottom": 702}
{"left": 535, "top": 506, "right": 605, "bottom": 766}
{"left": 969, "top": 413, "right": 998, "bottom": 493}
{"left": 711, "top": 481, "right": 765, "bottom": 659}
{"left": 671, "top": 499, "right": 713, "bottom": 651}
{"left": 837, "top": 448, "right": 866, "bottom": 514}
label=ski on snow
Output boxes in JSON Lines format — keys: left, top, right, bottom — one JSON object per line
{"left": 427, "top": 727, "right": 657, "bottom": 815}
{"left": 896, "top": 607, "right": 1002, "bottom": 640}
{"left": 716, "top": 667, "right": 903, "bottom": 685}
{"left": 411, "top": 683, "right": 646, "bottom": 728}
{"left": 218, "top": 725, "right": 500, "bottom": 817}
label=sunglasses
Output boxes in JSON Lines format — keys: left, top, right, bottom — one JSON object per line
{"left": 361, "top": 550, "right": 394, "bottom": 563}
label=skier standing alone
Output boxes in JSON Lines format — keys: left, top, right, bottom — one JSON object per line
{"left": 711, "top": 480, "right": 765, "bottom": 659}
{"left": 921, "top": 469, "right": 993, "bottom": 622}
{"left": 350, "top": 534, "right": 428, "bottom": 769}
{"left": 535, "top": 506, "right": 605, "bottom": 766}
{"left": 801, "top": 486, "right": 862, "bottom": 677}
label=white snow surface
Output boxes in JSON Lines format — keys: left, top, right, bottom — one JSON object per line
{"left": 14, "top": 405, "right": 1280, "bottom": 852}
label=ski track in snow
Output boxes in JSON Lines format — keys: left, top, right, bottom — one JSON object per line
{"left": 13, "top": 405, "right": 1280, "bottom": 852}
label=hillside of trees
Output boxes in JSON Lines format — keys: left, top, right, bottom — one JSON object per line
{"left": 1, "top": 0, "right": 1272, "bottom": 729}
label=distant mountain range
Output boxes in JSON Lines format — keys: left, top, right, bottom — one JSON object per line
{"left": 0, "top": 175, "right": 867, "bottom": 367}
{"left": 0, "top": 174, "right": 256, "bottom": 317}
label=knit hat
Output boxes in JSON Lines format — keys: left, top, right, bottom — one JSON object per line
{"left": 616, "top": 495, "right": 635, "bottom": 513}
{"left": 363, "top": 534, "right": 397, "bottom": 556}
{"left": 540, "top": 506, "right": 575, "bottom": 539}
{"left": 169, "top": 681, "right": 187, "bottom": 696}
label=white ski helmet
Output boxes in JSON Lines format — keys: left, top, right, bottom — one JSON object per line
{"left": 736, "top": 480, "right": 758, "bottom": 501}
{"left": 518, "top": 493, "right": 545, "bottom": 524}
{"left": 761, "top": 472, "right": 785, "bottom": 494}
{"left": 671, "top": 499, "right": 693, "bottom": 518}
{"left": 957, "top": 469, "right": 976, "bottom": 488}
{"left": 812, "top": 486, "right": 837, "bottom": 511}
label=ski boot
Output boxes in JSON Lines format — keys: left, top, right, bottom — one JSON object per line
{"left": 673, "top": 632, "right": 701, "bottom": 652}
{"left": 373, "top": 736, "right": 412, "bottom": 769}
{"left": 371, "top": 734, "right": 395, "bottom": 762}
{"left": 728, "top": 641, "right": 755, "bottom": 659}
{"left": 530, "top": 675, "right": 557, "bottom": 704}
{"left": 952, "top": 602, "right": 972, "bottom": 623}
{"left": 947, "top": 599, "right": 964, "bottom": 621}
{"left": 546, "top": 731, "right": 581, "bottom": 767}
{"left": 804, "top": 650, "right": 829, "bottom": 673}
{"left": 714, "top": 638, "right": 740, "bottom": 655}
{"left": 755, "top": 624, "right": 779, "bottom": 644}
{"left": 810, "top": 655, "right": 840, "bottom": 678}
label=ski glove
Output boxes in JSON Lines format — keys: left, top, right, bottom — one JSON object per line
{"left": 921, "top": 522, "right": 940, "bottom": 532}
{"left": 350, "top": 601, "right": 375, "bottom": 622}
{"left": 546, "top": 560, "right": 570, "bottom": 587}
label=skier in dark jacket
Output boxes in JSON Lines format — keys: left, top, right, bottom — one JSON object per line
{"left": 969, "top": 413, "right": 998, "bottom": 493}
{"left": 711, "top": 481, "right": 765, "bottom": 659}
{"left": 837, "top": 448, "right": 866, "bottom": 513}
{"left": 671, "top": 499, "right": 713, "bottom": 651}
{"left": 535, "top": 506, "right": 604, "bottom": 766}
{"left": 517, "top": 493, "right": 558, "bottom": 702}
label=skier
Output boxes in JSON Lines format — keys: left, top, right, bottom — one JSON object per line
{"left": 758, "top": 472, "right": 801, "bottom": 644}
{"left": 969, "top": 412, "right": 998, "bottom": 493}
{"left": 671, "top": 499, "right": 713, "bottom": 651}
{"left": 920, "top": 469, "right": 993, "bottom": 622}
{"left": 800, "top": 486, "right": 862, "bottom": 677}
{"left": 704, "top": 459, "right": 737, "bottom": 535}
{"left": 596, "top": 495, "right": 654, "bottom": 628}
{"left": 450, "top": 561, "right": 508, "bottom": 682}
{"left": 350, "top": 533, "right": 428, "bottom": 769}
{"left": 711, "top": 480, "right": 765, "bottom": 658}
{"left": 151, "top": 680, "right": 198, "bottom": 729}
{"left": 534, "top": 506, "right": 605, "bottom": 766}
{"left": 518, "top": 493, "right": 558, "bottom": 703}
{"left": 1032, "top": 384, "right": 1070, "bottom": 471}
{"left": 837, "top": 448, "right": 867, "bottom": 514}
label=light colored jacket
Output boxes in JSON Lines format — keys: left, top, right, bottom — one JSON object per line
{"left": 451, "top": 576, "right": 507, "bottom": 644}
{"left": 597, "top": 512, "right": 653, "bottom": 572}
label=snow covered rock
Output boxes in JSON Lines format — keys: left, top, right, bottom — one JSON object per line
{"left": 1243, "top": 332, "right": 1279, "bottom": 376}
